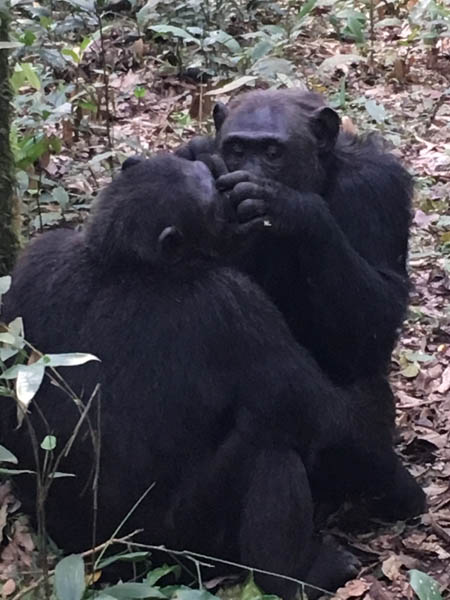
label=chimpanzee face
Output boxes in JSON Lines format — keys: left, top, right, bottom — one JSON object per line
{"left": 215, "top": 90, "right": 340, "bottom": 194}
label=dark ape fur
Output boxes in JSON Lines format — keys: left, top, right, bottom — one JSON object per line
{"left": 175, "top": 89, "right": 426, "bottom": 517}
{"left": 1, "top": 154, "right": 366, "bottom": 599}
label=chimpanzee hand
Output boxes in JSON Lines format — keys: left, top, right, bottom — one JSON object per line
{"left": 216, "top": 170, "right": 311, "bottom": 236}
{"left": 175, "top": 136, "right": 216, "bottom": 162}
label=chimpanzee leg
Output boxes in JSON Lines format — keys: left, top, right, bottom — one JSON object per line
{"left": 311, "top": 438, "right": 425, "bottom": 522}
{"left": 367, "top": 454, "right": 426, "bottom": 520}
{"left": 239, "top": 448, "right": 357, "bottom": 599}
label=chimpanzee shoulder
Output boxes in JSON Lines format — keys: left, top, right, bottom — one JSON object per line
{"left": 324, "top": 131, "right": 413, "bottom": 268}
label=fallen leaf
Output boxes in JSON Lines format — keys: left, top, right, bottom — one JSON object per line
{"left": 381, "top": 554, "right": 403, "bottom": 581}
{"left": 437, "top": 365, "right": 450, "bottom": 394}
{"left": 2, "top": 579, "right": 16, "bottom": 597}
{"left": 335, "top": 578, "right": 370, "bottom": 599}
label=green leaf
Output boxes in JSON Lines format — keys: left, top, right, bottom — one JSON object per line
{"left": 241, "top": 575, "right": 263, "bottom": 600}
{"left": 204, "top": 29, "right": 241, "bottom": 52}
{"left": 173, "top": 589, "right": 217, "bottom": 600}
{"left": 404, "top": 351, "right": 434, "bottom": 363}
{"left": 40, "top": 352, "right": 100, "bottom": 367}
{"left": 149, "top": 25, "right": 200, "bottom": 44}
{"left": 401, "top": 363, "right": 420, "bottom": 379}
{"left": 41, "top": 435, "right": 57, "bottom": 451}
{"left": 16, "top": 363, "right": 46, "bottom": 408}
{"left": 0, "top": 365, "right": 21, "bottom": 379}
{"left": 106, "top": 583, "right": 167, "bottom": 599}
{"left": 0, "top": 445, "right": 18, "bottom": 464}
{"left": 48, "top": 136, "right": 63, "bottom": 153}
{"left": 98, "top": 552, "right": 150, "bottom": 569}
{"left": 136, "top": 0, "right": 161, "bottom": 26}
{"left": 134, "top": 86, "right": 147, "bottom": 99}
{"left": 20, "top": 62, "right": 41, "bottom": 90}
{"left": 251, "top": 40, "right": 273, "bottom": 62}
{"left": 52, "top": 187, "right": 70, "bottom": 210}
{"left": 0, "top": 316, "right": 25, "bottom": 362}
{"left": 62, "top": 48, "right": 80, "bottom": 65}
{"left": 61, "top": 0, "right": 95, "bottom": 12}
{"left": 80, "top": 36, "right": 93, "bottom": 52}
{"left": 50, "top": 471, "right": 76, "bottom": 478}
{"left": 346, "top": 16, "right": 365, "bottom": 43}
{"left": 8, "top": 317, "right": 24, "bottom": 338}
{"left": 365, "top": 99, "right": 387, "bottom": 123}
{"left": 0, "top": 332, "right": 15, "bottom": 344}
{"left": 0, "top": 275, "right": 11, "bottom": 295}
{"left": 297, "top": 0, "right": 317, "bottom": 22}
{"left": 437, "top": 215, "right": 450, "bottom": 227}
{"left": 21, "top": 30, "right": 36, "bottom": 46}
{"left": 409, "top": 570, "right": 443, "bottom": 600}
{"left": 89, "top": 151, "right": 113, "bottom": 164}
{"left": 54, "top": 555, "right": 86, "bottom": 600}
{"left": 0, "top": 468, "right": 35, "bottom": 476}
{"left": 146, "top": 565, "right": 180, "bottom": 586}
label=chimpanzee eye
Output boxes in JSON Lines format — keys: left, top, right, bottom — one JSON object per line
{"left": 230, "top": 142, "right": 245, "bottom": 157}
{"left": 266, "top": 144, "right": 283, "bottom": 160}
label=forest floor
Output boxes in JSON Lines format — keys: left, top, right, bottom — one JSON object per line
{"left": 1, "top": 11, "right": 450, "bottom": 600}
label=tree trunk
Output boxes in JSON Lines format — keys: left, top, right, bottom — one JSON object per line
{"left": 0, "top": 5, "right": 20, "bottom": 276}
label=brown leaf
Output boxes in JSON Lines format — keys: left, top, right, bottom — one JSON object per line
{"left": 381, "top": 555, "right": 403, "bottom": 581}
{"left": 335, "top": 578, "right": 370, "bottom": 599}
{"left": 437, "top": 365, "right": 450, "bottom": 394}
{"left": 2, "top": 579, "right": 16, "bottom": 597}
{"left": 0, "top": 504, "right": 7, "bottom": 542}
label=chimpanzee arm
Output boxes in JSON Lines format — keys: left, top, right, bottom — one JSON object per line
{"left": 217, "top": 158, "right": 411, "bottom": 384}
{"left": 295, "top": 197, "right": 409, "bottom": 383}
{"left": 295, "top": 154, "right": 412, "bottom": 383}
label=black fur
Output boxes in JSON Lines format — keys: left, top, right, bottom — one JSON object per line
{"left": 175, "top": 89, "right": 426, "bottom": 516}
{"left": 2, "top": 154, "right": 365, "bottom": 599}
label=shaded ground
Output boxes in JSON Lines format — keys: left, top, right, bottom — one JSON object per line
{"left": 1, "top": 14, "right": 450, "bottom": 600}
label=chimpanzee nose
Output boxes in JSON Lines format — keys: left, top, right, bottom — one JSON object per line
{"left": 243, "top": 157, "right": 265, "bottom": 178}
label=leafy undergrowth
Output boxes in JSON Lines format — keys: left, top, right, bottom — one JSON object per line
{"left": 1, "top": 3, "right": 450, "bottom": 599}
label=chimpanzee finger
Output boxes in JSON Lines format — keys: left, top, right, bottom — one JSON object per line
{"left": 216, "top": 170, "right": 252, "bottom": 191}
{"left": 208, "top": 154, "right": 228, "bottom": 179}
{"left": 231, "top": 182, "right": 263, "bottom": 206}
{"left": 175, "top": 136, "right": 216, "bottom": 160}
{"left": 234, "top": 217, "right": 267, "bottom": 237}
{"left": 236, "top": 199, "right": 266, "bottom": 224}
{"left": 195, "top": 153, "right": 218, "bottom": 174}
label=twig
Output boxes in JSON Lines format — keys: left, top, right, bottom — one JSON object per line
{"left": 10, "top": 531, "right": 143, "bottom": 600}
{"left": 109, "top": 542, "right": 331, "bottom": 597}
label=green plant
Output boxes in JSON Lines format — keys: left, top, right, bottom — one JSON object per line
{"left": 409, "top": 570, "right": 443, "bottom": 600}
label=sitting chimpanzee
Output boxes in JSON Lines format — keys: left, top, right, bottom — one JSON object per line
{"left": 175, "top": 88, "right": 426, "bottom": 518}
{"left": 1, "top": 154, "right": 372, "bottom": 599}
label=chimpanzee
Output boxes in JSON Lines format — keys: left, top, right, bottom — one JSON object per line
{"left": 1, "top": 154, "right": 370, "bottom": 599}
{"left": 175, "top": 88, "right": 426, "bottom": 517}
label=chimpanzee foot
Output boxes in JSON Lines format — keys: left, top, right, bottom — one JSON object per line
{"left": 368, "top": 463, "right": 426, "bottom": 521}
{"left": 303, "top": 537, "right": 360, "bottom": 600}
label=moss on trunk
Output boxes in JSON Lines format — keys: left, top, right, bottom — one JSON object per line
{"left": 0, "top": 5, "right": 20, "bottom": 276}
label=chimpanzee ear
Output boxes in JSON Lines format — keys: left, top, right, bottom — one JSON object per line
{"left": 157, "top": 226, "right": 185, "bottom": 264}
{"left": 122, "top": 156, "right": 145, "bottom": 171}
{"left": 311, "top": 107, "right": 340, "bottom": 153}
{"left": 213, "top": 102, "right": 229, "bottom": 132}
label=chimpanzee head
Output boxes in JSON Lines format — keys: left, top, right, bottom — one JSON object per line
{"left": 86, "top": 154, "right": 225, "bottom": 267}
{"left": 213, "top": 89, "right": 341, "bottom": 193}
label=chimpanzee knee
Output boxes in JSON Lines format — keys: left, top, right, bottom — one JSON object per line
{"left": 239, "top": 447, "right": 358, "bottom": 599}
